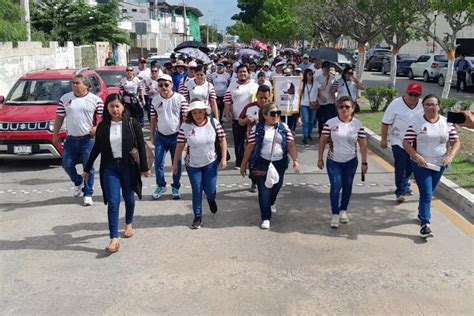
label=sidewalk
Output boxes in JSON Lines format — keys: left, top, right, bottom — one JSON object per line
{"left": 0, "top": 131, "right": 472, "bottom": 314}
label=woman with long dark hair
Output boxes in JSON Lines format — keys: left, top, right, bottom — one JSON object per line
{"left": 83, "top": 94, "right": 151, "bottom": 253}
{"left": 300, "top": 68, "right": 319, "bottom": 144}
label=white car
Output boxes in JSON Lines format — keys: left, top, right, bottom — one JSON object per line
{"left": 438, "top": 57, "right": 474, "bottom": 91}
{"left": 408, "top": 54, "right": 448, "bottom": 82}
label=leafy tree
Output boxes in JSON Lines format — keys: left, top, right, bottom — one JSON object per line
{"left": 227, "top": 21, "right": 261, "bottom": 44}
{"left": 0, "top": 0, "right": 27, "bottom": 41}
{"left": 381, "top": 0, "right": 424, "bottom": 88}
{"left": 200, "top": 25, "right": 223, "bottom": 44}
{"left": 415, "top": 0, "right": 473, "bottom": 98}
{"left": 260, "top": 0, "right": 298, "bottom": 44}
{"left": 31, "top": 0, "right": 129, "bottom": 46}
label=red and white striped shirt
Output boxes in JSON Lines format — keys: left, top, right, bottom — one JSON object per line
{"left": 404, "top": 115, "right": 458, "bottom": 166}
{"left": 178, "top": 118, "right": 226, "bottom": 168}
{"left": 182, "top": 80, "right": 217, "bottom": 105}
{"left": 322, "top": 117, "right": 366, "bottom": 163}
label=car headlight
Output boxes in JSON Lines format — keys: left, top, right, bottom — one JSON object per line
{"left": 49, "top": 119, "right": 67, "bottom": 132}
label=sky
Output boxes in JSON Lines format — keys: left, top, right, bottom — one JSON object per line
{"left": 171, "top": 0, "right": 239, "bottom": 32}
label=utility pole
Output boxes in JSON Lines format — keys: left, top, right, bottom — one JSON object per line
{"left": 20, "top": 0, "right": 31, "bottom": 41}
{"left": 432, "top": 12, "right": 438, "bottom": 54}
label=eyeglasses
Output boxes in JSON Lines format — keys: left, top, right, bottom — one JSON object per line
{"left": 159, "top": 83, "right": 171, "bottom": 88}
{"left": 338, "top": 105, "right": 352, "bottom": 110}
{"left": 266, "top": 110, "right": 281, "bottom": 117}
{"left": 151, "top": 70, "right": 158, "bottom": 73}
{"left": 126, "top": 70, "right": 133, "bottom": 72}
{"left": 408, "top": 93, "right": 420, "bottom": 97}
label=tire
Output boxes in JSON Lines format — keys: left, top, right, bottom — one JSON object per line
{"left": 438, "top": 75, "right": 445, "bottom": 86}
{"left": 408, "top": 69, "right": 414, "bottom": 80}
{"left": 423, "top": 71, "right": 430, "bottom": 82}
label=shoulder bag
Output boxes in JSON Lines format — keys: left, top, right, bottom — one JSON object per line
{"left": 249, "top": 125, "right": 278, "bottom": 182}
{"left": 343, "top": 79, "right": 360, "bottom": 113}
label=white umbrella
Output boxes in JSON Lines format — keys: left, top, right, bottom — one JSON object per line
{"left": 177, "top": 47, "right": 212, "bottom": 64}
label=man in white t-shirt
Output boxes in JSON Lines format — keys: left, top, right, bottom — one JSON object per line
{"left": 144, "top": 65, "right": 161, "bottom": 122}
{"left": 150, "top": 74, "right": 189, "bottom": 200}
{"left": 381, "top": 83, "right": 423, "bottom": 202}
{"left": 309, "top": 58, "right": 323, "bottom": 79}
{"left": 53, "top": 74, "right": 104, "bottom": 206}
{"left": 315, "top": 61, "right": 337, "bottom": 136}
{"left": 223, "top": 64, "right": 259, "bottom": 169}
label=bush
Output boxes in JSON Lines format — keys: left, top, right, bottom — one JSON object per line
{"left": 364, "top": 87, "right": 398, "bottom": 112}
{"left": 440, "top": 98, "right": 472, "bottom": 115}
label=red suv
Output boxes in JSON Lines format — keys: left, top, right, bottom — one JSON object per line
{"left": 0, "top": 68, "right": 109, "bottom": 159}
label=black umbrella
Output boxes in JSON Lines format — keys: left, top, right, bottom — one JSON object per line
{"left": 174, "top": 41, "right": 210, "bottom": 54}
{"left": 307, "top": 48, "right": 356, "bottom": 66}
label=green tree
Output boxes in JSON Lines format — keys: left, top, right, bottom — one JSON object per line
{"left": 200, "top": 25, "right": 223, "bottom": 44}
{"left": 260, "top": 0, "right": 298, "bottom": 44}
{"left": 227, "top": 21, "right": 261, "bottom": 43}
{"left": 415, "top": 0, "right": 474, "bottom": 98}
{"left": 31, "top": 0, "right": 129, "bottom": 46}
{"left": 0, "top": 0, "right": 27, "bottom": 41}
{"left": 381, "top": 0, "right": 424, "bottom": 88}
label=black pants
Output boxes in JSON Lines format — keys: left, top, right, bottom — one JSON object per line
{"left": 317, "top": 104, "right": 337, "bottom": 136}
{"left": 217, "top": 96, "right": 225, "bottom": 123}
{"left": 232, "top": 120, "right": 247, "bottom": 167}
{"left": 457, "top": 71, "right": 466, "bottom": 91}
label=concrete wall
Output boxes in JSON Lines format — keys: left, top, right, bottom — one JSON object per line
{"left": 0, "top": 41, "right": 75, "bottom": 96}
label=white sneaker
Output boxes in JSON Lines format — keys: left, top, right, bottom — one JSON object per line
{"left": 83, "top": 196, "right": 94, "bottom": 206}
{"left": 339, "top": 211, "right": 349, "bottom": 224}
{"left": 330, "top": 214, "right": 339, "bottom": 228}
{"left": 74, "top": 183, "right": 83, "bottom": 197}
{"left": 260, "top": 220, "right": 270, "bottom": 229}
{"left": 271, "top": 205, "right": 277, "bottom": 214}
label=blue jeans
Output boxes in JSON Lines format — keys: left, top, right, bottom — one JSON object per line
{"left": 186, "top": 160, "right": 218, "bottom": 218}
{"left": 300, "top": 105, "right": 316, "bottom": 139}
{"left": 392, "top": 145, "right": 412, "bottom": 196}
{"left": 154, "top": 132, "right": 181, "bottom": 189}
{"left": 103, "top": 159, "right": 135, "bottom": 239}
{"left": 255, "top": 158, "right": 286, "bottom": 221}
{"left": 317, "top": 104, "right": 337, "bottom": 136}
{"left": 411, "top": 162, "right": 446, "bottom": 226}
{"left": 326, "top": 157, "right": 358, "bottom": 214}
{"left": 62, "top": 136, "right": 95, "bottom": 197}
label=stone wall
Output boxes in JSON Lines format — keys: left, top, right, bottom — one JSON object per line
{"left": 0, "top": 41, "right": 76, "bottom": 96}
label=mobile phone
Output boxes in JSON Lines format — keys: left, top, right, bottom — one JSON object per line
{"left": 447, "top": 112, "right": 466, "bottom": 124}
{"left": 361, "top": 173, "right": 365, "bottom": 182}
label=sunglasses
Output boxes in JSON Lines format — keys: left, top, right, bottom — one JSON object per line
{"left": 126, "top": 69, "right": 133, "bottom": 72}
{"left": 338, "top": 105, "right": 352, "bottom": 110}
{"left": 347, "top": 72, "right": 354, "bottom": 75}
{"left": 159, "top": 83, "right": 171, "bottom": 88}
{"left": 266, "top": 110, "right": 281, "bottom": 117}
{"left": 151, "top": 70, "right": 158, "bottom": 73}
{"left": 408, "top": 93, "right": 420, "bottom": 97}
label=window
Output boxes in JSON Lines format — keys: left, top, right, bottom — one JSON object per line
{"left": 5, "top": 79, "right": 72, "bottom": 104}
{"left": 434, "top": 55, "right": 448, "bottom": 62}
{"left": 132, "top": 9, "right": 137, "bottom": 12}
{"left": 122, "top": 9, "right": 127, "bottom": 13}
{"left": 88, "top": 76, "right": 101, "bottom": 94}
{"left": 417, "top": 55, "right": 429, "bottom": 63}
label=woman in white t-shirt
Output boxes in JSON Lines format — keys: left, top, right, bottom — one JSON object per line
{"left": 331, "top": 66, "right": 364, "bottom": 103}
{"left": 299, "top": 69, "right": 319, "bottom": 144}
{"left": 173, "top": 101, "right": 228, "bottom": 229}
{"left": 402, "top": 94, "right": 460, "bottom": 239}
{"left": 318, "top": 96, "right": 368, "bottom": 229}
{"left": 182, "top": 65, "right": 219, "bottom": 118}
{"left": 240, "top": 103, "right": 300, "bottom": 230}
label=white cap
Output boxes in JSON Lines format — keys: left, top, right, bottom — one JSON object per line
{"left": 303, "top": 54, "right": 309, "bottom": 58}
{"left": 187, "top": 100, "right": 211, "bottom": 114}
{"left": 276, "top": 61, "right": 286, "bottom": 67}
{"left": 188, "top": 61, "right": 198, "bottom": 68}
{"left": 157, "top": 74, "right": 173, "bottom": 82}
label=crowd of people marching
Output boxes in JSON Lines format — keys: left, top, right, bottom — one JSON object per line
{"left": 51, "top": 49, "right": 466, "bottom": 253}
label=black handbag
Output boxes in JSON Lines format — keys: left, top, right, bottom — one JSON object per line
{"left": 128, "top": 119, "right": 140, "bottom": 168}
{"left": 249, "top": 125, "right": 278, "bottom": 181}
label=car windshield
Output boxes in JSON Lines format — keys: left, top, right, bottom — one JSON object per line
{"left": 434, "top": 55, "right": 448, "bottom": 62}
{"left": 5, "top": 79, "right": 72, "bottom": 105}
{"left": 96, "top": 71, "right": 125, "bottom": 87}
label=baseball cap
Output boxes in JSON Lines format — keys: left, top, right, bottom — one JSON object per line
{"left": 276, "top": 61, "right": 286, "bottom": 68}
{"left": 406, "top": 83, "right": 422, "bottom": 95}
{"left": 158, "top": 74, "right": 173, "bottom": 82}
{"left": 126, "top": 66, "right": 134, "bottom": 71}
{"left": 188, "top": 61, "right": 198, "bottom": 68}
{"left": 303, "top": 54, "right": 309, "bottom": 59}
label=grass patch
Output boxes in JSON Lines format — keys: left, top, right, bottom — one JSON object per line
{"left": 356, "top": 102, "right": 474, "bottom": 194}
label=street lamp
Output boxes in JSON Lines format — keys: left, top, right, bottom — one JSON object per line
{"left": 433, "top": 11, "right": 438, "bottom": 54}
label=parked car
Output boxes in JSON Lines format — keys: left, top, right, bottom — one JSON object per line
{"left": 408, "top": 54, "right": 448, "bottom": 82}
{"left": 366, "top": 54, "right": 387, "bottom": 71}
{"left": 381, "top": 54, "right": 418, "bottom": 76}
{"left": 95, "top": 66, "right": 127, "bottom": 95}
{"left": 438, "top": 57, "right": 474, "bottom": 91}
{"left": 146, "top": 54, "right": 171, "bottom": 68}
{"left": 0, "top": 68, "right": 109, "bottom": 160}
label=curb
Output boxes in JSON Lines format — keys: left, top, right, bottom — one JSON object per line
{"left": 365, "top": 127, "right": 474, "bottom": 222}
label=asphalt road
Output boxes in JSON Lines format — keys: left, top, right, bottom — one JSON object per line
{"left": 362, "top": 71, "right": 474, "bottom": 103}
{"left": 0, "top": 127, "right": 472, "bottom": 314}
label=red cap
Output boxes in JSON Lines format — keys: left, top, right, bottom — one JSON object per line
{"left": 406, "top": 83, "right": 422, "bottom": 95}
